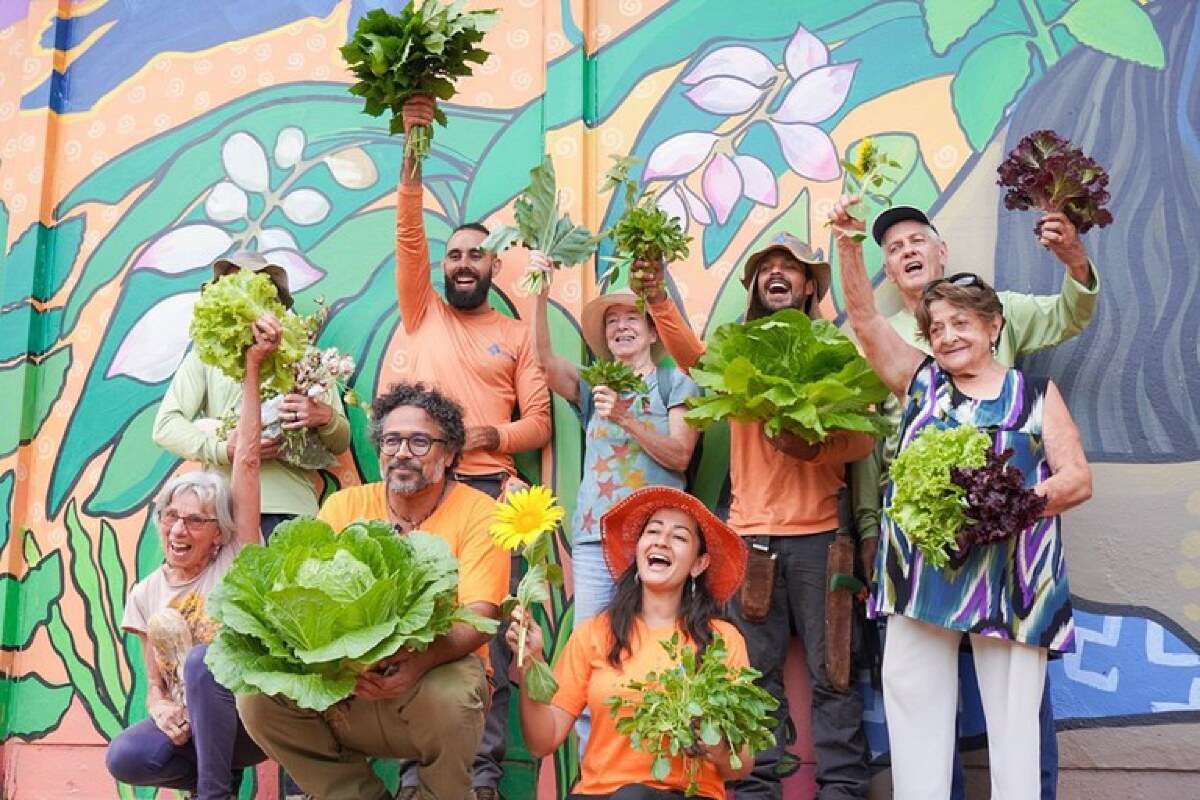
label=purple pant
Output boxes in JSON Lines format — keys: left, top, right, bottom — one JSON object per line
{"left": 106, "top": 645, "right": 265, "bottom": 799}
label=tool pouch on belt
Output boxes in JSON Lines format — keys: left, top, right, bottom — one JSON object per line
{"left": 825, "top": 487, "right": 865, "bottom": 693}
{"left": 738, "top": 537, "right": 776, "bottom": 623}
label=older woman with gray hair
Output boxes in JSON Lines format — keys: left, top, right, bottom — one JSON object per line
{"left": 106, "top": 316, "right": 281, "bottom": 799}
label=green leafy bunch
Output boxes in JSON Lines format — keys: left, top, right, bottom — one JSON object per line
{"left": 494, "top": 519, "right": 565, "bottom": 704}
{"left": 340, "top": 2, "right": 497, "bottom": 170}
{"left": 601, "top": 155, "right": 691, "bottom": 300}
{"left": 579, "top": 359, "right": 649, "bottom": 395}
{"left": 604, "top": 633, "right": 778, "bottom": 796}
{"left": 886, "top": 424, "right": 991, "bottom": 568}
{"left": 685, "top": 309, "right": 892, "bottom": 442}
{"left": 189, "top": 270, "right": 309, "bottom": 396}
{"left": 482, "top": 155, "right": 600, "bottom": 295}
{"left": 205, "top": 518, "right": 499, "bottom": 711}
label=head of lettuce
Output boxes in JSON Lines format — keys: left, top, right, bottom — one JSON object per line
{"left": 204, "top": 517, "right": 499, "bottom": 712}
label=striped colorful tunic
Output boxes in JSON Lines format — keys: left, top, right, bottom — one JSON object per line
{"left": 871, "top": 358, "right": 1076, "bottom": 653}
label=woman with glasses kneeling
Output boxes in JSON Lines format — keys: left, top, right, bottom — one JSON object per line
{"left": 509, "top": 486, "right": 751, "bottom": 800}
{"left": 105, "top": 316, "right": 280, "bottom": 799}
{"left": 830, "top": 197, "right": 1092, "bottom": 800}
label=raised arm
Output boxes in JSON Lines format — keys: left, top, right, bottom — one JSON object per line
{"left": 529, "top": 251, "right": 581, "bottom": 403}
{"left": 631, "top": 259, "right": 707, "bottom": 372}
{"left": 828, "top": 195, "right": 924, "bottom": 397}
{"left": 506, "top": 607, "right": 576, "bottom": 758}
{"left": 232, "top": 316, "right": 279, "bottom": 548}
{"left": 395, "top": 95, "right": 437, "bottom": 333}
{"left": 491, "top": 330, "right": 553, "bottom": 455}
{"left": 1035, "top": 380, "right": 1092, "bottom": 517}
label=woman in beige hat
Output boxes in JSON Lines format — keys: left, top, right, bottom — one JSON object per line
{"left": 528, "top": 252, "right": 702, "bottom": 626}
{"left": 508, "top": 486, "right": 754, "bottom": 800}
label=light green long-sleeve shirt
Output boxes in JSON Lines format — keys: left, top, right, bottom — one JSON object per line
{"left": 852, "top": 264, "right": 1100, "bottom": 539}
{"left": 152, "top": 351, "right": 351, "bottom": 515}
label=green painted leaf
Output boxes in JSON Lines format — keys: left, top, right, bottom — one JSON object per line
{"left": 2, "top": 215, "right": 86, "bottom": 307}
{"left": 65, "top": 502, "right": 128, "bottom": 708}
{"left": 951, "top": 34, "right": 1035, "bottom": 150}
{"left": 0, "top": 675, "right": 73, "bottom": 740}
{"left": 0, "top": 347, "right": 72, "bottom": 458}
{"left": 920, "top": 0, "right": 997, "bottom": 54}
{"left": 84, "top": 402, "right": 178, "bottom": 516}
{"left": 0, "top": 551, "right": 64, "bottom": 649}
{"left": 0, "top": 471, "right": 12, "bottom": 552}
{"left": 1056, "top": 0, "right": 1165, "bottom": 69}
{"left": 43, "top": 604, "right": 124, "bottom": 738}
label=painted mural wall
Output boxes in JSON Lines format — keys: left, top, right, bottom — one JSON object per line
{"left": 0, "top": 1, "right": 1197, "bottom": 798}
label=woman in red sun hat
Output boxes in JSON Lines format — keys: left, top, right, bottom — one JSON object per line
{"left": 507, "top": 486, "right": 752, "bottom": 800}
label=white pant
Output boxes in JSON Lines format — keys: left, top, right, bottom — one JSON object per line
{"left": 882, "top": 614, "right": 1048, "bottom": 800}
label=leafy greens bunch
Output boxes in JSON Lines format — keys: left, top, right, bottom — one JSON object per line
{"left": 482, "top": 156, "right": 601, "bottom": 296}
{"left": 190, "top": 270, "right": 309, "bottom": 396}
{"left": 886, "top": 425, "right": 990, "bottom": 568}
{"left": 950, "top": 447, "right": 1048, "bottom": 548}
{"left": 579, "top": 359, "right": 649, "bottom": 395}
{"left": 205, "top": 518, "right": 498, "bottom": 711}
{"left": 340, "top": 2, "right": 497, "bottom": 173}
{"left": 600, "top": 156, "right": 691, "bottom": 301}
{"left": 685, "top": 309, "right": 891, "bottom": 442}
{"left": 604, "top": 633, "right": 777, "bottom": 796}
{"left": 996, "top": 129, "right": 1113, "bottom": 234}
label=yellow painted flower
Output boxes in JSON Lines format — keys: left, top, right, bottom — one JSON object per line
{"left": 490, "top": 485, "right": 565, "bottom": 551}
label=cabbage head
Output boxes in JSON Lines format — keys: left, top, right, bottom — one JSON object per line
{"left": 205, "top": 517, "right": 498, "bottom": 710}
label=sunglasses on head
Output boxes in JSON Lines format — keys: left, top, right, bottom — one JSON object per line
{"left": 922, "top": 272, "right": 986, "bottom": 297}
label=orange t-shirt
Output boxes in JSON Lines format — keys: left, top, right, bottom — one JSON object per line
{"left": 552, "top": 615, "right": 748, "bottom": 799}
{"left": 646, "top": 296, "right": 875, "bottom": 535}
{"left": 393, "top": 182, "right": 552, "bottom": 477}
{"left": 317, "top": 481, "right": 510, "bottom": 663}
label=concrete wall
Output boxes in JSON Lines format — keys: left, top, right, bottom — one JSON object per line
{"left": 1, "top": 1, "right": 1196, "bottom": 797}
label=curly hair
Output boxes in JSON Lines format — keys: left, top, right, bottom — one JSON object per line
{"left": 369, "top": 382, "right": 466, "bottom": 469}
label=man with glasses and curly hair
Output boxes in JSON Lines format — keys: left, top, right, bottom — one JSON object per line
{"left": 843, "top": 200, "right": 1099, "bottom": 800}
{"left": 237, "top": 382, "right": 510, "bottom": 800}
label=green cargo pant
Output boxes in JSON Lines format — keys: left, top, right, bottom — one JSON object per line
{"left": 237, "top": 655, "right": 488, "bottom": 800}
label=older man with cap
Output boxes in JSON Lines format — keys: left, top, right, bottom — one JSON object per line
{"left": 632, "top": 233, "right": 875, "bottom": 800}
{"left": 842, "top": 199, "right": 1097, "bottom": 800}
{"left": 153, "top": 251, "right": 351, "bottom": 535}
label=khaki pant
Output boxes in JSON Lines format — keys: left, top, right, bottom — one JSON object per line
{"left": 237, "top": 655, "right": 488, "bottom": 800}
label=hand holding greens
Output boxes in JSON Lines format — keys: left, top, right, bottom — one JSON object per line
{"left": 950, "top": 447, "right": 1048, "bottom": 547}
{"left": 204, "top": 518, "right": 498, "bottom": 711}
{"left": 997, "top": 129, "right": 1112, "bottom": 234}
{"left": 685, "top": 310, "right": 891, "bottom": 442}
{"left": 827, "top": 136, "right": 903, "bottom": 242}
{"left": 579, "top": 360, "right": 649, "bottom": 395}
{"left": 340, "top": 3, "right": 497, "bottom": 172}
{"left": 482, "top": 156, "right": 601, "bottom": 296}
{"left": 190, "top": 270, "right": 308, "bottom": 396}
{"left": 604, "top": 633, "right": 777, "bottom": 796}
{"left": 601, "top": 155, "right": 691, "bottom": 298}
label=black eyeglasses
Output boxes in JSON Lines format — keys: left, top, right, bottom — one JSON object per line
{"left": 922, "top": 272, "right": 986, "bottom": 297}
{"left": 378, "top": 433, "right": 446, "bottom": 457}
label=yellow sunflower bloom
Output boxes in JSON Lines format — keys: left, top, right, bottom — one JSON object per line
{"left": 490, "top": 485, "right": 565, "bottom": 551}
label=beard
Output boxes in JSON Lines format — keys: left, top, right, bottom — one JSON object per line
{"left": 444, "top": 270, "right": 492, "bottom": 310}
{"left": 386, "top": 458, "right": 433, "bottom": 495}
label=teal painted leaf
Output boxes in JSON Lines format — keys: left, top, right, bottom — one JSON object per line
{"left": 920, "top": 0, "right": 997, "bottom": 55}
{"left": 0, "top": 471, "right": 12, "bottom": 552}
{"left": 951, "top": 33, "right": 1034, "bottom": 150}
{"left": 0, "top": 346, "right": 72, "bottom": 458}
{"left": 0, "top": 551, "right": 64, "bottom": 648}
{"left": 84, "top": 402, "right": 178, "bottom": 517}
{"left": 1056, "top": 0, "right": 1165, "bottom": 69}
{"left": 0, "top": 675, "right": 73, "bottom": 740}
{"left": 1, "top": 215, "right": 86, "bottom": 307}
{"left": 0, "top": 304, "right": 64, "bottom": 361}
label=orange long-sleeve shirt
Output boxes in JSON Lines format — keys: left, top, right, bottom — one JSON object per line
{"left": 646, "top": 296, "right": 875, "bottom": 535}
{"left": 394, "top": 182, "right": 552, "bottom": 477}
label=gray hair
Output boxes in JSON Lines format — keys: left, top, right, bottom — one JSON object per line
{"left": 152, "top": 471, "right": 236, "bottom": 546}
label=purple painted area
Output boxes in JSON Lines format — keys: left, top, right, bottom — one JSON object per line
{"left": 0, "top": 0, "right": 31, "bottom": 30}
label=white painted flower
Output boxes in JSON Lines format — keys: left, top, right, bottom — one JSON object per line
{"left": 204, "top": 180, "right": 248, "bottom": 223}
{"left": 280, "top": 188, "right": 330, "bottom": 225}
{"left": 324, "top": 147, "right": 378, "bottom": 189}
{"left": 222, "top": 132, "right": 270, "bottom": 193}
{"left": 133, "top": 224, "right": 232, "bottom": 274}
{"left": 107, "top": 292, "right": 200, "bottom": 382}
{"left": 274, "top": 127, "right": 305, "bottom": 169}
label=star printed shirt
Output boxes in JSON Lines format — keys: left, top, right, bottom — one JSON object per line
{"left": 570, "top": 368, "right": 700, "bottom": 545}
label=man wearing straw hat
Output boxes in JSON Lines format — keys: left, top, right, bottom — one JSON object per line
{"left": 633, "top": 234, "right": 874, "bottom": 800}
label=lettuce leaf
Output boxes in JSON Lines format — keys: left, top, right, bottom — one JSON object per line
{"left": 188, "top": 270, "right": 308, "bottom": 396}
{"left": 684, "top": 309, "right": 891, "bottom": 442}
{"left": 886, "top": 424, "right": 991, "bottom": 568}
{"left": 205, "top": 517, "right": 497, "bottom": 711}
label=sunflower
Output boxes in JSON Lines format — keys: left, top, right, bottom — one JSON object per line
{"left": 490, "top": 485, "right": 565, "bottom": 551}
{"left": 854, "top": 136, "right": 878, "bottom": 177}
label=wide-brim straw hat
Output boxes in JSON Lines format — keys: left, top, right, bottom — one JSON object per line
{"left": 212, "top": 250, "right": 293, "bottom": 308}
{"left": 600, "top": 486, "right": 747, "bottom": 603}
{"left": 581, "top": 291, "right": 666, "bottom": 363}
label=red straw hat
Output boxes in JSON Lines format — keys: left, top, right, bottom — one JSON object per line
{"left": 600, "top": 486, "right": 747, "bottom": 603}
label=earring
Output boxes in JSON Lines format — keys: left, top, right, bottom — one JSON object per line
{"left": 990, "top": 341, "right": 998, "bottom": 355}
{"left": 688, "top": 575, "right": 696, "bottom": 596}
